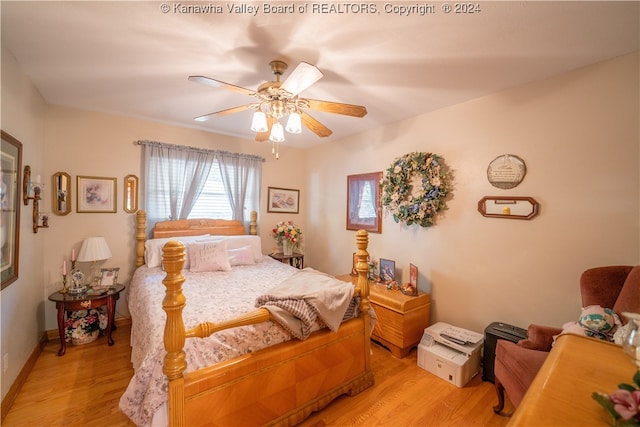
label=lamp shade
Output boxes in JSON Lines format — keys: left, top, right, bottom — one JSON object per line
{"left": 269, "top": 122, "right": 285, "bottom": 142}
{"left": 250, "top": 111, "right": 268, "bottom": 132}
{"left": 285, "top": 112, "right": 302, "bottom": 134}
{"left": 77, "top": 237, "right": 112, "bottom": 262}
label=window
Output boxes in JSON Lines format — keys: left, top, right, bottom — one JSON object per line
{"left": 140, "top": 140, "right": 263, "bottom": 228}
{"left": 187, "top": 160, "right": 233, "bottom": 219}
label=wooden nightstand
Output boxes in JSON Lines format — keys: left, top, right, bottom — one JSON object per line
{"left": 269, "top": 252, "right": 304, "bottom": 269}
{"left": 337, "top": 274, "right": 431, "bottom": 358}
{"left": 48, "top": 284, "right": 125, "bottom": 356}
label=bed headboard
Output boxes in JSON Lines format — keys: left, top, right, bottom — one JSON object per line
{"left": 135, "top": 210, "right": 258, "bottom": 267}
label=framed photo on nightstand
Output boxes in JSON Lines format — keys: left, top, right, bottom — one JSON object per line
{"left": 379, "top": 258, "right": 395, "bottom": 283}
{"left": 98, "top": 267, "right": 119, "bottom": 288}
{"left": 410, "top": 263, "right": 418, "bottom": 287}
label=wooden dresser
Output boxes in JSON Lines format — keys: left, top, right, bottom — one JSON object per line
{"left": 508, "top": 333, "right": 636, "bottom": 426}
{"left": 337, "top": 275, "right": 431, "bottom": 358}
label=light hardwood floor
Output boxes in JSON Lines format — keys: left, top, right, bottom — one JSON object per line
{"left": 3, "top": 324, "right": 513, "bottom": 426}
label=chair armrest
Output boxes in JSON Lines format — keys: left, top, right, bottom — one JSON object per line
{"left": 518, "top": 324, "right": 562, "bottom": 352}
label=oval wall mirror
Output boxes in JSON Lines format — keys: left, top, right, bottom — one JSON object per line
{"left": 52, "top": 172, "right": 71, "bottom": 216}
{"left": 124, "top": 174, "right": 139, "bottom": 213}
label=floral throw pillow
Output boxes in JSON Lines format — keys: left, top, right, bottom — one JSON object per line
{"left": 557, "top": 305, "right": 622, "bottom": 343}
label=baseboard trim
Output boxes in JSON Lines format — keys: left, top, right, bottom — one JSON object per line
{"left": 0, "top": 333, "right": 47, "bottom": 422}
{"left": 2, "top": 316, "right": 131, "bottom": 421}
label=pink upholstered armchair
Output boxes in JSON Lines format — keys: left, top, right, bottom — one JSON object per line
{"left": 493, "top": 265, "right": 640, "bottom": 415}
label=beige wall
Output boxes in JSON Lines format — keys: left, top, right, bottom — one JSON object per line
{"left": 305, "top": 52, "right": 640, "bottom": 333}
{"left": 1, "top": 45, "right": 47, "bottom": 400}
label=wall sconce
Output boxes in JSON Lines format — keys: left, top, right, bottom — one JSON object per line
{"left": 23, "top": 165, "right": 49, "bottom": 233}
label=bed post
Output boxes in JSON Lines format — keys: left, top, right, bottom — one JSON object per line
{"left": 162, "top": 241, "right": 187, "bottom": 427}
{"left": 135, "top": 210, "right": 147, "bottom": 267}
{"left": 355, "top": 229, "right": 372, "bottom": 372}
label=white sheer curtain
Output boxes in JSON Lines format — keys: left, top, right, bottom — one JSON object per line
{"left": 217, "top": 153, "right": 262, "bottom": 223}
{"left": 137, "top": 140, "right": 264, "bottom": 233}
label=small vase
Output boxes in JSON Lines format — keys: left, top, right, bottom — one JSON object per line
{"left": 621, "top": 312, "right": 640, "bottom": 369}
{"left": 283, "top": 240, "right": 293, "bottom": 256}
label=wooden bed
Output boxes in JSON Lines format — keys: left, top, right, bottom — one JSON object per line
{"left": 131, "top": 210, "right": 374, "bottom": 426}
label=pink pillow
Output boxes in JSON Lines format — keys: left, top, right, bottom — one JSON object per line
{"left": 228, "top": 246, "right": 255, "bottom": 266}
{"left": 188, "top": 240, "right": 231, "bottom": 272}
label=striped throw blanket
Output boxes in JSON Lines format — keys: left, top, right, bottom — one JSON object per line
{"left": 255, "top": 268, "right": 357, "bottom": 339}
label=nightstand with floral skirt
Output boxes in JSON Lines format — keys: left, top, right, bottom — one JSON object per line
{"left": 48, "top": 284, "right": 125, "bottom": 356}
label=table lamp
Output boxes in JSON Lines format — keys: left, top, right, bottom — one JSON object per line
{"left": 77, "top": 236, "right": 112, "bottom": 285}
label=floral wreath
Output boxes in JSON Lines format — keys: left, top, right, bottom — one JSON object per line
{"left": 380, "top": 152, "right": 450, "bottom": 227}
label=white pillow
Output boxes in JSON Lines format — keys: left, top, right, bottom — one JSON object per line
{"left": 144, "top": 234, "right": 211, "bottom": 268}
{"left": 196, "top": 235, "right": 263, "bottom": 262}
{"left": 228, "top": 245, "right": 256, "bottom": 266}
{"left": 188, "top": 240, "right": 231, "bottom": 272}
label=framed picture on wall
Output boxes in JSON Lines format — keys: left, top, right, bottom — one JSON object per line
{"left": 1, "top": 130, "right": 22, "bottom": 289}
{"left": 346, "top": 172, "right": 382, "bottom": 233}
{"left": 267, "top": 187, "right": 299, "bottom": 213}
{"left": 77, "top": 176, "right": 117, "bottom": 213}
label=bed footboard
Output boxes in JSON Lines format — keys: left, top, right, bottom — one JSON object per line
{"left": 160, "top": 230, "right": 373, "bottom": 426}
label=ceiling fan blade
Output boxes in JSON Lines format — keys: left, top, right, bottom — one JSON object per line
{"left": 305, "top": 99, "right": 368, "bottom": 117}
{"left": 300, "top": 111, "right": 332, "bottom": 138}
{"left": 255, "top": 116, "right": 276, "bottom": 142}
{"left": 194, "top": 104, "right": 254, "bottom": 122}
{"left": 188, "top": 75, "right": 255, "bottom": 96}
{"left": 280, "top": 62, "right": 324, "bottom": 96}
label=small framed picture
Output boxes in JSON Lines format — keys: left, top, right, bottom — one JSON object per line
{"left": 379, "top": 258, "right": 395, "bottom": 283}
{"left": 410, "top": 263, "right": 418, "bottom": 287}
{"left": 98, "top": 267, "right": 119, "bottom": 288}
{"left": 402, "top": 263, "right": 419, "bottom": 296}
{"left": 351, "top": 252, "right": 358, "bottom": 276}
{"left": 77, "top": 176, "right": 117, "bottom": 213}
{"left": 267, "top": 187, "right": 299, "bottom": 213}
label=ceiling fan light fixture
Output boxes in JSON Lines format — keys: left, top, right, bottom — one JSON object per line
{"left": 285, "top": 112, "right": 302, "bottom": 134}
{"left": 250, "top": 111, "right": 268, "bottom": 132}
{"left": 269, "top": 122, "right": 285, "bottom": 143}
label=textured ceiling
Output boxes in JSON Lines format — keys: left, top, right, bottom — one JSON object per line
{"left": 2, "top": 1, "right": 638, "bottom": 149}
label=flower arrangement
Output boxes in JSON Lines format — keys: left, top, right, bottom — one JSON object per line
{"left": 367, "top": 257, "right": 379, "bottom": 282}
{"left": 272, "top": 221, "right": 302, "bottom": 249}
{"left": 592, "top": 370, "right": 640, "bottom": 426}
{"left": 380, "top": 152, "right": 450, "bottom": 228}
{"left": 64, "top": 308, "right": 108, "bottom": 344}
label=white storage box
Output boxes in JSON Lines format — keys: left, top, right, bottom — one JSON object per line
{"left": 417, "top": 322, "right": 483, "bottom": 388}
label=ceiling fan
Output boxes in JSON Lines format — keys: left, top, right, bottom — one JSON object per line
{"left": 188, "top": 60, "right": 367, "bottom": 148}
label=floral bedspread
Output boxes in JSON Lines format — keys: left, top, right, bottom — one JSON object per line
{"left": 119, "top": 257, "right": 305, "bottom": 426}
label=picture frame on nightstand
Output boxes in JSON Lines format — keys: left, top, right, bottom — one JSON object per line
{"left": 98, "top": 267, "right": 119, "bottom": 288}
{"left": 379, "top": 258, "right": 395, "bottom": 283}
{"left": 351, "top": 252, "right": 358, "bottom": 276}
{"left": 410, "top": 263, "right": 418, "bottom": 287}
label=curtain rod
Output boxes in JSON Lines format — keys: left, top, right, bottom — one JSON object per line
{"left": 134, "top": 139, "right": 265, "bottom": 162}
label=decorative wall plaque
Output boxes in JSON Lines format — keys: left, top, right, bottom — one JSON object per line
{"left": 487, "top": 154, "right": 527, "bottom": 189}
